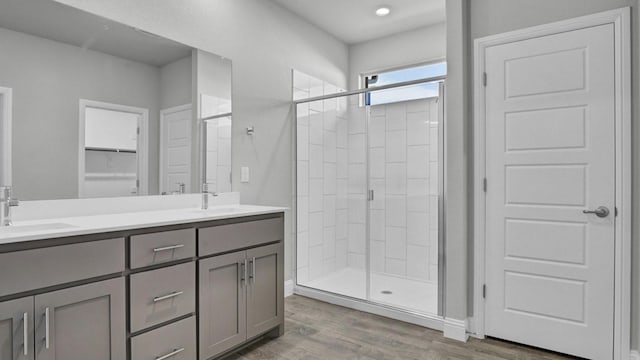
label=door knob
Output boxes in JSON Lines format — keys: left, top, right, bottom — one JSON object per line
{"left": 583, "top": 206, "right": 610, "bottom": 218}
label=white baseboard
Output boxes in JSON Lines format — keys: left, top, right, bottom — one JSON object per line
{"left": 443, "top": 318, "right": 468, "bottom": 342}
{"left": 284, "top": 280, "right": 294, "bottom": 297}
{"left": 630, "top": 350, "right": 640, "bottom": 360}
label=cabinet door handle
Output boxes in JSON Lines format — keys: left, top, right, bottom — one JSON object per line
{"left": 153, "top": 291, "right": 184, "bottom": 303}
{"left": 23, "top": 312, "right": 28, "bottom": 356}
{"left": 153, "top": 244, "right": 185, "bottom": 252}
{"left": 155, "top": 347, "right": 185, "bottom": 360}
{"left": 250, "top": 257, "right": 256, "bottom": 281}
{"left": 44, "top": 307, "right": 50, "bottom": 349}
{"left": 240, "top": 260, "right": 246, "bottom": 283}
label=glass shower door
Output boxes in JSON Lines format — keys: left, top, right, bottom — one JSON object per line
{"left": 295, "top": 89, "right": 369, "bottom": 300}
{"left": 366, "top": 82, "right": 443, "bottom": 316}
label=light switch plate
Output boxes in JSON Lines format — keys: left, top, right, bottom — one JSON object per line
{"left": 241, "top": 167, "right": 250, "bottom": 183}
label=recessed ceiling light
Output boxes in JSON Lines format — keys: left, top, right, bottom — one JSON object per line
{"left": 375, "top": 7, "right": 391, "bottom": 17}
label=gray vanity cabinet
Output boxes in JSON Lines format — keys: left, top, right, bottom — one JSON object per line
{"left": 198, "top": 242, "right": 283, "bottom": 360}
{"left": 34, "top": 278, "right": 126, "bottom": 360}
{"left": 0, "top": 297, "right": 34, "bottom": 360}
{"left": 198, "top": 251, "right": 247, "bottom": 360}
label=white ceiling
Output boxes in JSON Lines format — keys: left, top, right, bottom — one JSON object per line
{"left": 272, "top": 0, "right": 446, "bottom": 44}
{"left": 0, "top": 0, "right": 192, "bottom": 67}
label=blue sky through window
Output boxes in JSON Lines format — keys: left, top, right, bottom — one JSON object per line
{"left": 367, "top": 62, "right": 446, "bottom": 105}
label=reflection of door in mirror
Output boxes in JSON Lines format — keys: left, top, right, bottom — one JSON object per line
{"left": 79, "top": 101, "right": 148, "bottom": 198}
{"left": 160, "top": 104, "right": 192, "bottom": 195}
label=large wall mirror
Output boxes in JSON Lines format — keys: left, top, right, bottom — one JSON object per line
{"left": 0, "top": 0, "right": 232, "bottom": 200}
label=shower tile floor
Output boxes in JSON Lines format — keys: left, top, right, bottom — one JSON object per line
{"left": 302, "top": 267, "right": 438, "bottom": 315}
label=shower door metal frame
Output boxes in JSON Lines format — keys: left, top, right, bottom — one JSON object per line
{"left": 292, "top": 74, "right": 447, "bottom": 330}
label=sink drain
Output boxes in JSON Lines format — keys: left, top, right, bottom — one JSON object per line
{"left": 380, "top": 290, "right": 393, "bottom": 295}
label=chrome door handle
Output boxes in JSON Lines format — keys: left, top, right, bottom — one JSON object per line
{"left": 583, "top": 206, "right": 610, "bottom": 218}
{"left": 156, "top": 347, "right": 185, "bottom": 360}
{"left": 43, "top": 307, "right": 50, "bottom": 349}
{"left": 240, "top": 260, "right": 246, "bottom": 283}
{"left": 249, "top": 257, "right": 256, "bottom": 281}
{"left": 23, "top": 312, "right": 28, "bottom": 356}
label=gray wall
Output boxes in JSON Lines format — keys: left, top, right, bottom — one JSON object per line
{"left": 160, "top": 55, "right": 192, "bottom": 110}
{"left": 445, "top": 0, "right": 640, "bottom": 350}
{"left": 348, "top": 22, "right": 446, "bottom": 91}
{"left": 444, "top": 0, "right": 470, "bottom": 322}
{"left": 0, "top": 27, "right": 161, "bottom": 200}
{"left": 54, "top": 0, "right": 350, "bottom": 283}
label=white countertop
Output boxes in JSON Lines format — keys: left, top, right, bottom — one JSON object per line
{"left": 0, "top": 204, "right": 286, "bottom": 245}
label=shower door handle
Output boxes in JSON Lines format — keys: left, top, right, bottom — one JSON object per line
{"left": 368, "top": 190, "right": 374, "bottom": 201}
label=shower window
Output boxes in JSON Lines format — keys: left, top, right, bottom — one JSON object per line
{"left": 364, "top": 62, "right": 446, "bottom": 106}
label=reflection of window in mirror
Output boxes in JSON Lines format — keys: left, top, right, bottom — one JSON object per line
{"left": 79, "top": 101, "right": 148, "bottom": 198}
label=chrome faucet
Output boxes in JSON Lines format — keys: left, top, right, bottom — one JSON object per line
{"left": 0, "top": 186, "right": 19, "bottom": 226}
{"left": 201, "top": 183, "right": 218, "bottom": 210}
{"left": 177, "top": 182, "right": 186, "bottom": 194}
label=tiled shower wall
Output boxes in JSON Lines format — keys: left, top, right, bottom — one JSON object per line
{"left": 368, "top": 98, "right": 440, "bottom": 282}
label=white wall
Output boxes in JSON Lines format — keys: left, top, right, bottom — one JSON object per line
{"left": 349, "top": 23, "right": 446, "bottom": 90}
{"left": 0, "top": 27, "right": 161, "bottom": 200}
{"left": 54, "top": 0, "right": 350, "bottom": 283}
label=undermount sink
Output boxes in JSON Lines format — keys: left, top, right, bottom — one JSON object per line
{"left": 0, "top": 222, "right": 77, "bottom": 234}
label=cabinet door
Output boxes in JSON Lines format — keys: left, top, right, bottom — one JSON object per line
{"left": 246, "top": 243, "right": 283, "bottom": 339}
{"left": 0, "top": 297, "right": 34, "bottom": 360}
{"left": 34, "top": 278, "right": 125, "bottom": 360}
{"left": 198, "top": 251, "right": 246, "bottom": 360}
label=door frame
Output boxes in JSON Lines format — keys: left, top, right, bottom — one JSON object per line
{"left": 78, "top": 99, "right": 149, "bottom": 197}
{"left": 159, "top": 103, "right": 192, "bottom": 193}
{"left": 0, "top": 87, "right": 12, "bottom": 186}
{"left": 472, "top": 7, "right": 631, "bottom": 360}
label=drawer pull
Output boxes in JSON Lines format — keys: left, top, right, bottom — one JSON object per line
{"left": 153, "top": 291, "right": 184, "bottom": 303}
{"left": 153, "top": 244, "right": 185, "bottom": 252}
{"left": 156, "top": 347, "right": 185, "bottom": 360}
{"left": 23, "top": 312, "right": 28, "bottom": 355}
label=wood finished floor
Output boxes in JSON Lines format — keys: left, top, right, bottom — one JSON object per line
{"left": 227, "top": 295, "right": 577, "bottom": 360}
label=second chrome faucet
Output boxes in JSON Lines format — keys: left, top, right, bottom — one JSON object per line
{"left": 201, "top": 183, "right": 218, "bottom": 210}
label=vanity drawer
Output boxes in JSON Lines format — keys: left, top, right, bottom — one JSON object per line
{"left": 131, "top": 316, "right": 196, "bottom": 360}
{"left": 129, "top": 262, "right": 195, "bottom": 333}
{"left": 198, "top": 216, "right": 284, "bottom": 257}
{"left": 130, "top": 228, "right": 196, "bottom": 269}
{"left": 0, "top": 238, "right": 124, "bottom": 297}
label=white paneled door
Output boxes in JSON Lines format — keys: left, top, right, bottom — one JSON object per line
{"left": 160, "top": 105, "right": 192, "bottom": 194}
{"left": 484, "top": 24, "right": 615, "bottom": 359}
